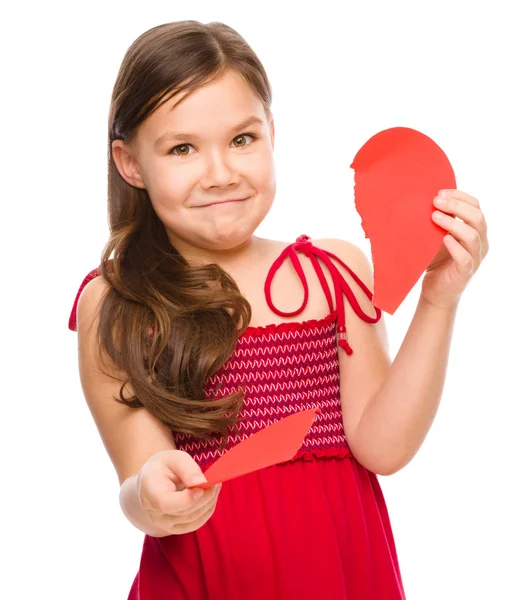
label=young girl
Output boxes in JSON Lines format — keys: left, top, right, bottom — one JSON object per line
{"left": 69, "top": 20, "right": 489, "bottom": 600}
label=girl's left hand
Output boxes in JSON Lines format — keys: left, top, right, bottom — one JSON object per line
{"left": 421, "top": 189, "right": 489, "bottom": 310}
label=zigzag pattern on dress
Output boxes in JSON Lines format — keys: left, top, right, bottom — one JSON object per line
{"left": 173, "top": 312, "right": 354, "bottom": 470}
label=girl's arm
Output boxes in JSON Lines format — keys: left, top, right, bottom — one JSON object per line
{"left": 76, "top": 277, "right": 177, "bottom": 537}
{"left": 350, "top": 295, "right": 458, "bottom": 475}
{"left": 335, "top": 188, "right": 487, "bottom": 475}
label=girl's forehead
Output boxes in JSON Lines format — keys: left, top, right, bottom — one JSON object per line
{"left": 148, "top": 72, "right": 263, "bottom": 128}
{"left": 140, "top": 94, "right": 267, "bottom": 149}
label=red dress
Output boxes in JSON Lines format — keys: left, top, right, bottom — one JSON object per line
{"left": 69, "top": 235, "right": 406, "bottom": 600}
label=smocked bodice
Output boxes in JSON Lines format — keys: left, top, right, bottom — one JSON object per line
{"left": 175, "top": 311, "right": 347, "bottom": 469}
{"left": 68, "top": 234, "right": 382, "bottom": 471}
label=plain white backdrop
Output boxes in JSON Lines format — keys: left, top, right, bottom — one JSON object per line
{"left": 2, "top": 0, "right": 514, "bottom": 598}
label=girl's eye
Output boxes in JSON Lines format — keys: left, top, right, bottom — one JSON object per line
{"left": 168, "top": 133, "right": 256, "bottom": 157}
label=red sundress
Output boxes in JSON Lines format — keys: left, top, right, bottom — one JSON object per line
{"left": 69, "top": 234, "right": 406, "bottom": 600}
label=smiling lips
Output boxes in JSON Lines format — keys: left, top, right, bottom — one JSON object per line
{"left": 199, "top": 197, "right": 248, "bottom": 207}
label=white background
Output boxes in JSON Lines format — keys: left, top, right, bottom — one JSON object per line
{"left": 2, "top": 0, "right": 514, "bottom": 598}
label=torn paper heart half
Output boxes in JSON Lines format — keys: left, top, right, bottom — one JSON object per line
{"left": 186, "top": 408, "right": 320, "bottom": 489}
{"left": 350, "top": 126, "right": 456, "bottom": 314}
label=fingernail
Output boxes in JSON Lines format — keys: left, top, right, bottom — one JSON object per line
{"left": 193, "top": 489, "right": 204, "bottom": 499}
{"left": 191, "top": 475, "right": 206, "bottom": 485}
{"left": 434, "top": 196, "right": 445, "bottom": 206}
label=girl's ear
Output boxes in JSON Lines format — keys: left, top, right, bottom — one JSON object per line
{"left": 111, "top": 140, "right": 146, "bottom": 189}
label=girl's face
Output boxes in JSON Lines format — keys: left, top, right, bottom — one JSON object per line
{"left": 112, "top": 70, "right": 276, "bottom": 265}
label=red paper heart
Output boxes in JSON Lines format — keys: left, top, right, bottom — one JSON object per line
{"left": 187, "top": 408, "right": 320, "bottom": 489}
{"left": 350, "top": 127, "right": 456, "bottom": 314}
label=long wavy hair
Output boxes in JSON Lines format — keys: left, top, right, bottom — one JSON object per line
{"left": 96, "top": 21, "right": 273, "bottom": 449}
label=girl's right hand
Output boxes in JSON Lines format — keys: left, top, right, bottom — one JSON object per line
{"left": 136, "top": 449, "right": 222, "bottom": 536}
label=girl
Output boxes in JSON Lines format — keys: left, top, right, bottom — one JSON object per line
{"left": 69, "top": 20, "right": 489, "bottom": 600}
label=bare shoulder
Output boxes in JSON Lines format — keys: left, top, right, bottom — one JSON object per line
{"left": 312, "top": 236, "right": 388, "bottom": 351}
{"left": 75, "top": 273, "right": 111, "bottom": 337}
{"left": 79, "top": 271, "right": 111, "bottom": 301}
{"left": 312, "top": 238, "right": 374, "bottom": 290}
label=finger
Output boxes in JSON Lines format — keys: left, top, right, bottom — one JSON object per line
{"left": 159, "top": 449, "right": 209, "bottom": 497}
{"left": 432, "top": 210, "right": 482, "bottom": 259}
{"left": 433, "top": 196, "right": 485, "bottom": 235}
{"left": 155, "top": 480, "right": 221, "bottom": 516}
{"left": 166, "top": 501, "right": 219, "bottom": 536}
{"left": 443, "top": 234, "right": 475, "bottom": 275}
{"left": 438, "top": 189, "right": 480, "bottom": 208}
{"left": 173, "top": 483, "right": 222, "bottom": 515}
{"left": 158, "top": 449, "right": 208, "bottom": 489}
{"left": 138, "top": 468, "right": 199, "bottom": 514}
{"left": 176, "top": 489, "right": 220, "bottom": 524}
{"left": 160, "top": 489, "right": 221, "bottom": 532}
{"left": 142, "top": 451, "right": 211, "bottom": 515}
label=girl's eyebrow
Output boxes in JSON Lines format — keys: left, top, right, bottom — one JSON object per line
{"left": 154, "top": 115, "right": 264, "bottom": 148}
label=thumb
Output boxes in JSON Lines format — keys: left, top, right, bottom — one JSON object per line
{"left": 159, "top": 449, "right": 207, "bottom": 488}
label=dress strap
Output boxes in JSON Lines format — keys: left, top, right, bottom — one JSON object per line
{"left": 264, "top": 234, "right": 382, "bottom": 355}
{"left": 68, "top": 267, "right": 101, "bottom": 331}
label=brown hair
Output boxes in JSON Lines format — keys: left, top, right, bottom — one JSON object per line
{"left": 95, "top": 21, "right": 273, "bottom": 449}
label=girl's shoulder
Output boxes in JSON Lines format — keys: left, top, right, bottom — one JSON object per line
{"left": 68, "top": 261, "right": 113, "bottom": 332}
{"left": 230, "top": 235, "right": 366, "bottom": 327}
{"left": 260, "top": 235, "right": 368, "bottom": 283}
